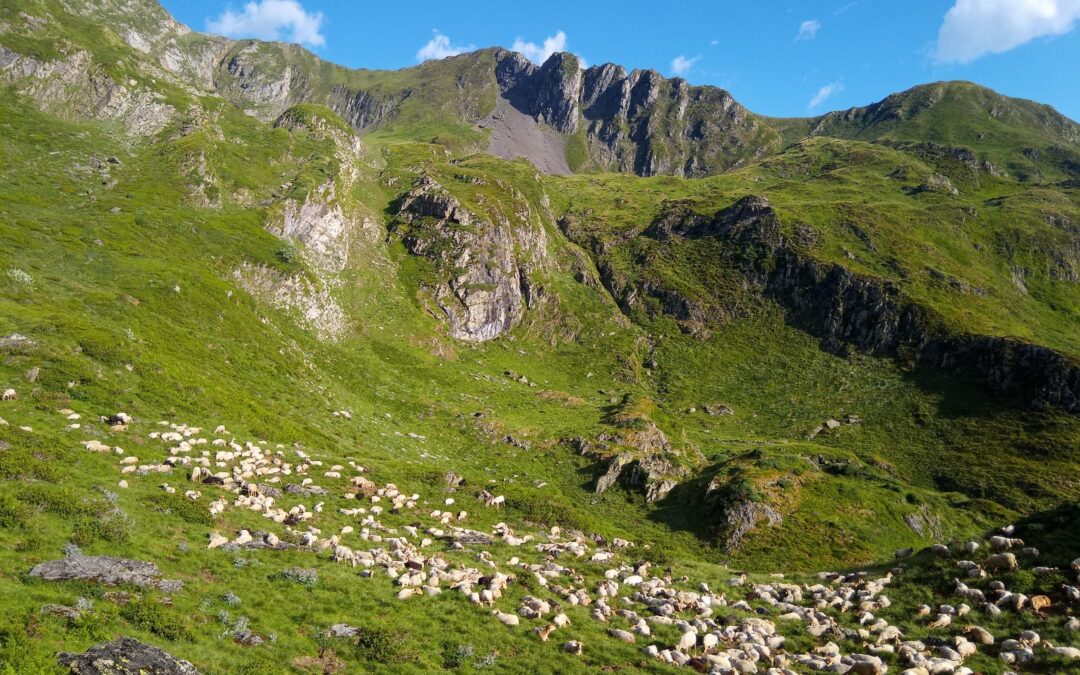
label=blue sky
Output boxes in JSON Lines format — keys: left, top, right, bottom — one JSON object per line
{"left": 160, "top": 0, "right": 1080, "bottom": 121}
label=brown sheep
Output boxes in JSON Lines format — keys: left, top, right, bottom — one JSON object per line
{"left": 1030, "top": 595, "right": 1052, "bottom": 615}
{"left": 533, "top": 624, "right": 557, "bottom": 642}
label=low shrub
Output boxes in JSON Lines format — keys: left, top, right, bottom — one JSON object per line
{"left": 120, "top": 598, "right": 192, "bottom": 641}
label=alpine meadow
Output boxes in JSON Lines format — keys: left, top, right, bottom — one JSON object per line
{"left": 2, "top": 1, "right": 1080, "bottom": 673}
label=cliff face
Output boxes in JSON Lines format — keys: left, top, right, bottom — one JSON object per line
{"left": 199, "top": 42, "right": 780, "bottom": 177}
{"left": 637, "top": 195, "right": 1080, "bottom": 412}
{"left": 490, "top": 51, "right": 779, "bottom": 177}
{"left": 392, "top": 176, "right": 548, "bottom": 342}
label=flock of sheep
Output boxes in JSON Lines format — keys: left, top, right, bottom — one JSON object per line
{"left": 3, "top": 390, "right": 1078, "bottom": 673}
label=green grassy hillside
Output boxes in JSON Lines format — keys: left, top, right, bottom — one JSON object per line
{"left": 2, "top": 1, "right": 1080, "bottom": 673}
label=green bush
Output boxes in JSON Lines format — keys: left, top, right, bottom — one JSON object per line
{"left": 441, "top": 641, "right": 473, "bottom": 669}
{"left": 71, "top": 510, "right": 133, "bottom": 546}
{"left": 275, "top": 245, "right": 298, "bottom": 264}
{"left": 275, "top": 567, "right": 318, "bottom": 587}
{"left": 120, "top": 598, "right": 192, "bottom": 641}
{"left": 354, "top": 626, "right": 414, "bottom": 664}
{"left": 0, "top": 492, "right": 30, "bottom": 528}
{"left": 0, "top": 449, "right": 61, "bottom": 481}
{"left": 78, "top": 330, "right": 128, "bottom": 365}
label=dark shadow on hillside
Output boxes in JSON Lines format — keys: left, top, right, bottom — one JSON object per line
{"left": 641, "top": 462, "right": 729, "bottom": 542}
{"left": 1013, "top": 503, "right": 1080, "bottom": 564}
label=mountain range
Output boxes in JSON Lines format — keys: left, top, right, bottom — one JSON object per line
{"left": 2, "top": 0, "right": 1080, "bottom": 672}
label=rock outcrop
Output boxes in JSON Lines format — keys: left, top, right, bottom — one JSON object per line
{"left": 58, "top": 637, "right": 201, "bottom": 675}
{"left": 268, "top": 182, "right": 353, "bottom": 273}
{"left": 491, "top": 50, "right": 778, "bottom": 176}
{"left": 29, "top": 555, "right": 162, "bottom": 587}
{"left": 54, "top": 0, "right": 233, "bottom": 92}
{"left": 586, "top": 398, "right": 692, "bottom": 502}
{"left": 392, "top": 176, "right": 547, "bottom": 341}
{"left": 0, "top": 47, "right": 174, "bottom": 135}
{"left": 593, "top": 451, "right": 685, "bottom": 503}
{"left": 233, "top": 263, "right": 348, "bottom": 341}
{"left": 642, "top": 194, "right": 1080, "bottom": 412}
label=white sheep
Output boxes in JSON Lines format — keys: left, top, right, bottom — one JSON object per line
{"left": 493, "top": 610, "right": 519, "bottom": 626}
{"left": 608, "top": 628, "right": 635, "bottom": 643}
{"left": 2, "top": 388, "right": 16, "bottom": 401}
{"left": 989, "top": 535, "right": 1023, "bottom": 550}
{"left": 676, "top": 631, "right": 697, "bottom": 652}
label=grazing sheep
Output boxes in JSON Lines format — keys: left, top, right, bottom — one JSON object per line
{"left": 984, "top": 552, "right": 1019, "bottom": 572}
{"left": 1064, "top": 585, "right": 1080, "bottom": 603}
{"left": 847, "top": 658, "right": 885, "bottom": 675}
{"left": 929, "top": 544, "right": 950, "bottom": 557}
{"left": 207, "top": 532, "right": 228, "bottom": 549}
{"left": 675, "top": 631, "right": 697, "bottom": 652}
{"left": 927, "top": 614, "right": 952, "bottom": 629}
{"left": 493, "top": 610, "right": 519, "bottom": 627}
{"left": 1030, "top": 595, "right": 1051, "bottom": 615}
{"left": 563, "top": 641, "right": 583, "bottom": 655}
{"left": 964, "top": 625, "right": 994, "bottom": 645}
{"left": 1, "top": 388, "right": 16, "bottom": 401}
{"left": 989, "top": 535, "right": 1023, "bottom": 550}
{"left": 1044, "top": 643, "right": 1080, "bottom": 659}
{"left": 533, "top": 624, "right": 556, "bottom": 642}
{"left": 608, "top": 628, "right": 635, "bottom": 643}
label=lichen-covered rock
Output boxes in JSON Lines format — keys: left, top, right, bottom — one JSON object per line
{"left": 720, "top": 500, "right": 783, "bottom": 552}
{"left": 29, "top": 555, "right": 160, "bottom": 587}
{"left": 233, "top": 263, "right": 348, "bottom": 341}
{"left": 58, "top": 637, "right": 200, "bottom": 675}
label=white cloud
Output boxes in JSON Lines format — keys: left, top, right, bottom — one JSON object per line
{"left": 709, "top": 39, "right": 719, "bottom": 46}
{"left": 809, "top": 81, "right": 843, "bottom": 109}
{"left": 935, "top": 0, "right": 1080, "bottom": 63}
{"left": 512, "top": 30, "right": 568, "bottom": 64}
{"left": 796, "top": 19, "right": 821, "bottom": 41}
{"left": 206, "top": 0, "right": 325, "bottom": 47}
{"left": 670, "top": 54, "right": 701, "bottom": 76}
{"left": 416, "top": 31, "right": 475, "bottom": 62}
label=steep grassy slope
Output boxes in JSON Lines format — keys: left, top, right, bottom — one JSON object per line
{"left": 2, "top": 1, "right": 1080, "bottom": 672}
